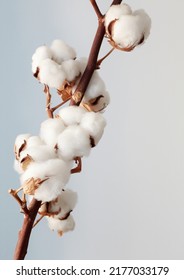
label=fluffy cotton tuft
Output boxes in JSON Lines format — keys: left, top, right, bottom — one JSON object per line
{"left": 133, "top": 9, "right": 151, "bottom": 40}
{"left": 20, "top": 159, "right": 72, "bottom": 202}
{"left": 83, "top": 71, "right": 106, "bottom": 100}
{"left": 81, "top": 90, "right": 110, "bottom": 112}
{"left": 50, "top": 40, "right": 76, "bottom": 64}
{"left": 47, "top": 215, "right": 75, "bottom": 234}
{"left": 58, "top": 106, "right": 87, "bottom": 126}
{"left": 105, "top": 3, "right": 132, "bottom": 29}
{"left": 57, "top": 125, "right": 91, "bottom": 160}
{"left": 107, "top": 9, "right": 151, "bottom": 50}
{"left": 62, "top": 59, "right": 81, "bottom": 82}
{"left": 26, "top": 136, "right": 44, "bottom": 148}
{"left": 48, "top": 189, "right": 78, "bottom": 219}
{"left": 32, "top": 46, "right": 53, "bottom": 74}
{"left": 40, "top": 118, "right": 66, "bottom": 148}
{"left": 38, "top": 59, "right": 66, "bottom": 90}
{"left": 80, "top": 112, "right": 106, "bottom": 145}
{"left": 19, "top": 145, "right": 57, "bottom": 163}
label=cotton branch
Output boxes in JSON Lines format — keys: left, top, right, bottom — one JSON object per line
{"left": 70, "top": 0, "right": 122, "bottom": 106}
{"left": 12, "top": 0, "right": 123, "bottom": 260}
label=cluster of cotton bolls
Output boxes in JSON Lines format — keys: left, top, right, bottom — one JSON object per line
{"left": 14, "top": 105, "right": 106, "bottom": 235}
{"left": 105, "top": 3, "right": 151, "bottom": 51}
{"left": 32, "top": 40, "right": 110, "bottom": 112}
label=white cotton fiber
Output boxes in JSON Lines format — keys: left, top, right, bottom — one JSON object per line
{"left": 133, "top": 10, "right": 151, "bottom": 40}
{"left": 112, "top": 10, "right": 151, "bottom": 49}
{"left": 19, "top": 145, "right": 57, "bottom": 163}
{"left": 14, "top": 134, "right": 31, "bottom": 158}
{"left": 15, "top": 134, "right": 30, "bottom": 150}
{"left": 57, "top": 125, "right": 91, "bottom": 160}
{"left": 105, "top": 3, "right": 132, "bottom": 30}
{"left": 62, "top": 59, "right": 81, "bottom": 82}
{"left": 80, "top": 71, "right": 106, "bottom": 102}
{"left": 50, "top": 40, "right": 76, "bottom": 64}
{"left": 32, "top": 45, "right": 53, "bottom": 74}
{"left": 40, "top": 118, "right": 66, "bottom": 147}
{"left": 14, "top": 159, "right": 23, "bottom": 174}
{"left": 20, "top": 159, "right": 72, "bottom": 202}
{"left": 27, "top": 136, "right": 44, "bottom": 148}
{"left": 58, "top": 106, "right": 86, "bottom": 126}
{"left": 39, "top": 59, "right": 66, "bottom": 90}
{"left": 48, "top": 189, "right": 78, "bottom": 219}
{"left": 80, "top": 112, "right": 106, "bottom": 145}
{"left": 47, "top": 215, "right": 75, "bottom": 234}
{"left": 81, "top": 90, "right": 110, "bottom": 112}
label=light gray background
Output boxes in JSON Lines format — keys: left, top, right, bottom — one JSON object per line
{"left": 1, "top": 0, "right": 184, "bottom": 259}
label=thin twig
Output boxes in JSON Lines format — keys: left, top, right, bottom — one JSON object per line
{"left": 90, "top": 0, "right": 103, "bottom": 19}
{"left": 9, "top": 189, "right": 29, "bottom": 215}
{"left": 44, "top": 85, "right": 53, "bottom": 118}
{"left": 33, "top": 215, "right": 44, "bottom": 228}
{"left": 51, "top": 96, "right": 71, "bottom": 113}
{"left": 97, "top": 47, "right": 115, "bottom": 67}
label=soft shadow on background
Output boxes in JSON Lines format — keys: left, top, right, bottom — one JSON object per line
{"left": 1, "top": 0, "right": 184, "bottom": 259}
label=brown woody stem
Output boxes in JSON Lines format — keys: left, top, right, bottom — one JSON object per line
{"left": 13, "top": 198, "right": 41, "bottom": 260}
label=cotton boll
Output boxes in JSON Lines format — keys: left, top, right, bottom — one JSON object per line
{"left": 14, "top": 134, "right": 31, "bottom": 159}
{"left": 48, "top": 189, "right": 78, "bottom": 219}
{"left": 39, "top": 59, "right": 66, "bottom": 90}
{"left": 58, "top": 106, "right": 87, "bottom": 126}
{"left": 105, "top": 3, "right": 132, "bottom": 30}
{"left": 81, "top": 90, "right": 110, "bottom": 112}
{"left": 84, "top": 71, "right": 106, "bottom": 100}
{"left": 27, "top": 136, "right": 44, "bottom": 148}
{"left": 80, "top": 112, "right": 106, "bottom": 145}
{"left": 62, "top": 59, "right": 81, "bottom": 82}
{"left": 133, "top": 10, "right": 151, "bottom": 41}
{"left": 50, "top": 40, "right": 76, "bottom": 64}
{"left": 20, "top": 159, "right": 72, "bottom": 202}
{"left": 57, "top": 125, "right": 91, "bottom": 160}
{"left": 19, "top": 145, "right": 57, "bottom": 163}
{"left": 14, "top": 159, "right": 23, "bottom": 174}
{"left": 112, "top": 11, "right": 151, "bottom": 50}
{"left": 40, "top": 118, "right": 66, "bottom": 147}
{"left": 32, "top": 45, "right": 53, "bottom": 74}
{"left": 47, "top": 215, "right": 75, "bottom": 235}
{"left": 15, "top": 134, "right": 30, "bottom": 150}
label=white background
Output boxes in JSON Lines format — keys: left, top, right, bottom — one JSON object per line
{"left": 0, "top": 0, "right": 184, "bottom": 259}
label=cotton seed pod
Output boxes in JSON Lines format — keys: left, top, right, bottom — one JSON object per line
{"left": 58, "top": 105, "right": 87, "bottom": 126}
{"left": 38, "top": 58, "right": 66, "bottom": 90}
{"left": 14, "top": 134, "right": 30, "bottom": 160}
{"left": 81, "top": 90, "right": 110, "bottom": 112}
{"left": 19, "top": 145, "right": 57, "bottom": 165}
{"left": 57, "top": 125, "right": 91, "bottom": 161}
{"left": 40, "top": 118, "right": 66, "bottom": 148}
{"left": 80, "top": 111, "right": 106, "bottom": 145}
{"left": 47, "top": 189, "right": 78, "bottom": 219}
{"left": 50, "top": 39, "right": 76, "bottom": 64}
{"left": 105, "top": 3, "right": 132, "bottom": 31}
{"left": 106, "top": 8, "right": 151, "bottom": 51}
{"left": 47, "top": 215, "right": 75, "bottom": 236}
{"left": 32, "top": 45, "right": 53, "bottom": 75}
{"left": 20, "top": 159, "right": 72, "bottom": 202}
{"left": 62, "top": 59, "right": 81, "bottom": 83}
